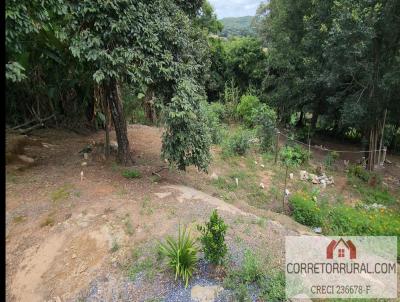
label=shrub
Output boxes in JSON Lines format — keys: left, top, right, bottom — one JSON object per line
{"left": 122, "top": 169, "right": 141, "bottom": 179}
{"left": 158, "top": 225, "right": 198, "bottom": 288}
{"left": 203, "top": 102, "right": 224, "bottom": 144}
{"left": 197, "top": 210, "right": 228, "bottom": 265}
{"left": 260, "top": 271, "right": 286, "bottom": 301}
{"left": 348, "top": 165, "right": 370, "bottom": 182}
{"left": 224, "top": 129, "right": 252, "bottom": 156}
{"left": 289, "top": 191, "right": 400, "bottom": 252}
{"left": 253, "top": 104, "right": 277, "bottom": 152}
{"left": 280, "top": 145, "right": 310, "bottom": 167}
{"left": 324, "top": 151, "right": 339, "bottom": 168}
{"left": 236, "top": 94, "right": 261, "bottom": 126}
{"left": 289, "top": 193, "right": 323, "bottom": 227}
{"left": 241, "top": 249, "right": 263, "bottom": 283}
{"left": 208, "top": 102, "right": 226, "bottom": 122}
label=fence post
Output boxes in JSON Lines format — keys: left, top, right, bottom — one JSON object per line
{"left": 274, "top": 129, "right": 280, "bottom": 164}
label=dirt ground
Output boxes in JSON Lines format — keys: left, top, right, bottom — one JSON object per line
{"left": 6, "top": 125, "right": 314, "bottom": 302}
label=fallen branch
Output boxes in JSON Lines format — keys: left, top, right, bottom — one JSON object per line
{"left": 12, "top": 119, "right": 36, "bottom": 130}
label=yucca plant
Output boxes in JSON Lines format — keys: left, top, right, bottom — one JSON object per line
{"left": 159, "top": 225, "right": 198, "bottom": 288}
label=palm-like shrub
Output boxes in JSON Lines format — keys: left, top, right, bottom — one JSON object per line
{"left": 159, "top": 225, "right": 198, "bottom": 288}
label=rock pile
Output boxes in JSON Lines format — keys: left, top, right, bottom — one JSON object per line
{"left": 363, "top": 203, "right": 387, "bottom": 210}
{"left": 299, "top": 170, "right": 334, "bottom": 187}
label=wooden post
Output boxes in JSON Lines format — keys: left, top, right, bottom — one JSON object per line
{"left": 382, "top": 146, "right": 387, "bottom": 165}
{"left": 282, "top": 165, "right": 288, "bottom": 213}
{"left": 274, "top": 129, "right": 280, "bottom": 164}
{"left": 378, "top": 109, "right": 387, "bottom": 167}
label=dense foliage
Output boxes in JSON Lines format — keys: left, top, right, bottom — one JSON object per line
{"left": 219, "top": 16, "right": 256, "bottom": 37}
{"left": 197, "top": 210, "right": 228, "bottom": 265}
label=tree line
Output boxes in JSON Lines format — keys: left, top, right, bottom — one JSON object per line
{"left": 6, "top": 0, "right": 400, "bottom": 171}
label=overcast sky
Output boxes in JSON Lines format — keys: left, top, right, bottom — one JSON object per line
{"left": 208, "top": 0, "right": 263, "bottom": 19}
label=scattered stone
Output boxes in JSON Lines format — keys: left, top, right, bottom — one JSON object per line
{"left": 81, "top": 162, "right": 87, "bottom": 166}
{"left": 260, "top": 164, "right": 265, "bottom": 168}
{"left": 285, "top": 189, "right": 290, "bottom": 196}
{"left": 80, "top": 171, "right": 84, "bottom": 182}
{"left": 363, "top": 203, "right": 387, "bottom": 211}
{"left": 18, "top": 155, "right": 34, "bottom": 164}
{"left": 71, "top": 254, "right": 77, "bottom": 259}
{"left": 289, "top": 173, "right": 294, "bottom": 179}
{"left": 191, "top": 285, "right": 223, "bottom": 302}
{"left": 259, "top": 183, "right": 265, "bottom": 189}
{"left": 235, "top": 177, "right": 239, "bottom": 187}
{"left": 300, "top": 170, "right": 308, "bottom": 181}
{"left": 254, "top": 161, "right": 258, "bottom": 165}
{"left": 83, "top": 152, "right": 89, "bottom": 160}
{"left": 210, "top": 172, "right": 219, "bottom": 180}
{"left": 313, "top": 227, "right": 322, "bottom": 234}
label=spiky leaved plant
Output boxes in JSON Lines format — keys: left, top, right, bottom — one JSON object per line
{"left": 159, "top": 225, "right": 198, "bottom": 288}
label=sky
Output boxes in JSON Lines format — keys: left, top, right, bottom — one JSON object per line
{"left": 208, "top": 0, "right": 263, "bottom": 19}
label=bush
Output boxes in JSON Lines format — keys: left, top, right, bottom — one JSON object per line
{"left": 289, "top": 191, "right": 400, "bottom": 252}
{"left": 122, "top": 169, "right": 141, "bottom": 179}
{"left": 197, "top": 209, "right": 228, "bottom": 265}
{"left": 280, "top": 145, "right": 310, "bottom": 167}
{"left": 203, "top": 102, "right": 224, "bottom": 144}
{"left": 224, "top": 129, "right": 252, "bottom": 156}
{"left": 260, "top": 271, "right": 286, "bottom": 302}
{"left": 252, "top": 104, "right": 277, "bottom": 152}
{"left": 289, "top": 193, "right": 323, "bottom": 227}
{"left": 324, "top": 151, "right": 339, "bottom": 168}
{"left": 348, "top": 165, "right": 382, "bottom": 186}
{"left": 158, "top": 225, "right": 198, "bottom": 288}
{"left": 236, "top": 94, "right": 261, "bottom": 126}
{"left": 208, "top": 102, "right": 226, "bottom": 122}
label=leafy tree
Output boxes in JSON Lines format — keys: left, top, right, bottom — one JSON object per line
{"left": 68, "top": 0, "right": 211, "bottom": 168}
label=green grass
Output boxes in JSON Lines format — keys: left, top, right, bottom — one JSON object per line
{"left": 51, "top": 184, "right": 73, "bottom": 203}
{"left": 223, "top": 249, "right": 285, "bottom": 301}
{"left": 140, "top": 197, "right": 154, "bottom": 215}
{"left": 40, "top": 216, "right": 55, "bottom": 227}
{"left": 122, "top": 169, "right": 142, "bottom": 179}
{"left": 127, "top": 246, "right": 161, "bottom": 282}
{"left": 123, "top": 214, "right": 135, "bottom": 235}
{"left": 110, "top": 240, "right": 120, "bottom": 253}
{"left": 13, "top": 215, "right": 26, "bottom": 224}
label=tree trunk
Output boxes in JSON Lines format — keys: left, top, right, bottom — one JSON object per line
{"left": 143, "top": 87, "right": 156, "bottom": 124}
{"left": 106, "top": 79, "right": 132, "bottom": 165}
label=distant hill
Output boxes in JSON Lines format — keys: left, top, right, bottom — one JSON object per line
{"left": 220, "top": 16, "right": 256, "bottom": 37}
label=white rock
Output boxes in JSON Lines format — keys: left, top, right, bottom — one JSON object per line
{"left": 235, "top": 178, "right": 239, "bottom": 187}
{"left": 259, "top": 183, "right": 265, "bottom": 189}
{"left": 289, "top": 173, "right": 294, "bottom": 179}
{"left": 285, "top": 189, "right": 290, "bottom": 196}
{"left": 313, "top": 227, "right": 322, "bottom": 234}
{"left": 300, "top": 170, "right": 308, "bottom": 181}
{"left": 210, "top": 172, "right": 218, "bottom": 180}
{"left": 260, "top": 164, "right": 265, "bottom": 168}
{"left": 81, "top": 162, "right": 87, "bottom": 166}
{"left": 18, "top": 155, "right": 34, "bottom": 164}
{"left": 254, "top": 161, "right": 258, "bottom": 165}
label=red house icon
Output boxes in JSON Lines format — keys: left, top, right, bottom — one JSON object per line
{"left": 326, "top": 238, "right": 356, "bottom": 259}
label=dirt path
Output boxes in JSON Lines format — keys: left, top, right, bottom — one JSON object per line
{"left": 5, "top": 125, "right": 312, "bottom": 302}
